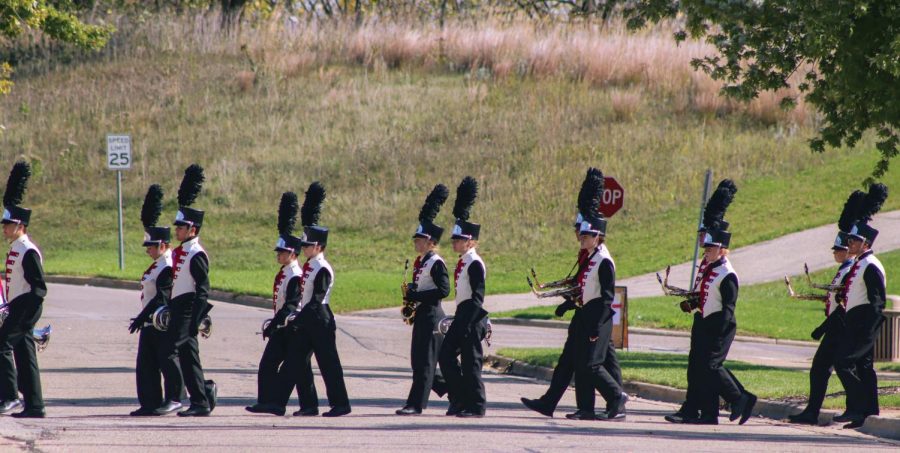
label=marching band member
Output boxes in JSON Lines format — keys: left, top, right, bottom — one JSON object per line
{"left": 0, "top": 162, "right": 47, "bottom": 418}
{"left": 666, "top": 179, "right": 737, "bottom": 424}
{"left": 246, "top": 192, "right": 311, "bottom": 416}
{"left": 522, "top": 168, "right": 623, "bottom": 419}
{"left": 279, "top": 182, "right": 351, "bottom": 417}
{"left": 438, "top": 177, "right": 489, "bottom": 418}
{"left": 128, "top": 185, "right": 183, "bottom": 416}
{"left": 788, "top": 190, "right": 863, "bottom": 425}
{"left": 834, "top": 184, "right": 888, "bottom": 429}
{"left": 688, "top": 204, "right": 757, "bottom": 425}
{"left": 161, "top": 164, "right": 217, "bottom": 417}
{"left": 568, "top": 170, "right": 627, "bottom": 421}
{"left": 397, "top": 184, "right": 451, "bottom": 416}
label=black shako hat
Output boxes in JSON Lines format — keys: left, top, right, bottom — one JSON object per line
{"left": 414, "top": 184, "right": 449, "bottom": 243}
{"left": 451, "top": 176, "right": 480, "bottom": 240}
{"left": 577, "top": 168, "right": 606, "bottom": 237}
{"left": 2, "top": 162, "right": 32, "bottom": 226}
{"left": 299, "top": 182, "right": 327, "bottom": 247}
{"left": 141, "top": 184, "right": 170, "bottom": 246}
{"left": 173, "top": 164, "right": 205, "bottom": 228}
{"left": 275, "top": 191, "right": 303, "bottom": 253}
{"left": 847, "top": 183, "right": 888, "bottom": 246}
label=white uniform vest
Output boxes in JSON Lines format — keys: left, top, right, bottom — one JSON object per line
{"left": 273, "top": 260, "right": 302, "bottom": 312}
{"left": 5, "top": 235, "right": 42, "bottom": 302}
{"left": 414, "top": 253, "right": 445, "bottom": 292}
{"left": 299, "top": 253, "right": 334, "bottom": 308}
{"left": 698, "top": 258, "right": 738, "bottom": 318}
{"left": 692, "top": 258, "right": 708, "bottom": 291}
{"left": 578, "top": 245, "right": 614, "bottom": 303}
{"left": 825, "top": 260, "right": 854, "bottom": 316}
{"left": 140, "top": 251, "right": 173, "bottom": 308}
{"left": 171, "top": 237, "right": 208, "bottom": 299}
{"left": 844, "top": 251, "right": 886, "bottom": 313}
{"left": 454, "top": 248, "right": 485, "bottom": 305}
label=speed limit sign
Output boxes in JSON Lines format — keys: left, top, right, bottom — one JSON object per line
{"left": 106, "top": 134, "right": 132, "bottom": 170}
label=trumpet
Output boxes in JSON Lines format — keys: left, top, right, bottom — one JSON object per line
{"left": 400, "top": 259, "right": 420, "bottom": 325}
{"left": 655, "top": 266, "right": 700, "bottom": 313}
{"left": 783, "top": 263, "right": 844, "bottom": 302}
{"left": 0, "top": 303, "right": 52, "bottom": 352}
{"left": 152, "top": 305, "right": 213, "bottom": 339}
{"left": 526, "top": 267, "right": 582, "bottom": 304}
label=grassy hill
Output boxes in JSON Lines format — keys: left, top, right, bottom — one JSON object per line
{"left": 1, "top": 17, "right": 897, "bottom": 312}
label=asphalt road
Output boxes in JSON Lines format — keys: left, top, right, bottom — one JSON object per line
{"left": 1, "top": 283, "right": 896, "bottom": 451}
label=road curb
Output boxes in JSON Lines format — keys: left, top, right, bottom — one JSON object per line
{"left": 485, "top": 354, "right": 900, "bottom": 441}
{"left": 46, "top": 275, "right": 271, "bottom": 310}
{"left": 490, "top": 318, "right": 818, "bottom": 347}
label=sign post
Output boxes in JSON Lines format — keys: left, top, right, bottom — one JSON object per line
{"left": 106, "top": 134, "right": 132, "bottom": 271}
{"left": 690, "top": 170, "right": 713, "bottom": 288}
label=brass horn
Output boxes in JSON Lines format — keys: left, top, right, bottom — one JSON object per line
{"left": 400, "top": 259, "right": 420, "bottom": 325}
{"left": 435, "top": 316, "right": 492, "bottom": 347}
{"left": 526, "top": 268, "right": 582, "bottom": 303}
{"left": 655, "top": 265, "right": 701, "bottom": 313}
{"left": 783, "top": 264, "right": 842, "bottom": 302}
{"left": 152, "top": 306, "right": 212, "bottom": 339}
{"left": 0, "top": 303, "right": 52, "bottom": 352}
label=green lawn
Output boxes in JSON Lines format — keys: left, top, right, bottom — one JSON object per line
{"left": 497, "top": 348, "right": 900, "bottom": 410}
{"left": 2, "top": 21, "right": 898, "bottom": 313}
{"left": 496, "top": 249, "right": 900, "bottom": 340}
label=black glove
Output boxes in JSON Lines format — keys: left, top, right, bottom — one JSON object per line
{"left": 128, "top": 317, "right": 143, "bottom": 334}
{"left": 555, "top": 298, "right": 577, "bottom": 317}
{"left": 262, "top": 322, "right": 275, "bottom": 340}
{"left": 811, "top": 325, "right": 827, "bottom": 341}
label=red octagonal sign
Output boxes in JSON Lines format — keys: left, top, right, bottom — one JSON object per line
{"left": 600, "top": 177, "right": 624, "bottom": 217}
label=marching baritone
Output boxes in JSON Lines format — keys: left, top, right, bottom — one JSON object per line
{"left": 438, "top": 176, "right": 489, "bottom": 418}
{"left": 0, "top": 162, "right": 47, "bottom": 418}
{"left": 161, "top": 164, "right": 217, "bottom": 417}
{"left": 278, "top": 182, "right": 352, "bottom": 417}
{"left": 128, "top": 184, "right": 184, "bottom": 416}
{"left": 246, "top": 192, "right": 312, "bottom": 416}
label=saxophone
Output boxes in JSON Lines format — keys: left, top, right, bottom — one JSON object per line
{"left": 400, "top": 259, "right": 420, "bottom": 325}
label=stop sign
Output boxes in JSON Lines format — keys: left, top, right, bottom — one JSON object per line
{"left": 599, "top": 177, "right": 624, "bottom": 217}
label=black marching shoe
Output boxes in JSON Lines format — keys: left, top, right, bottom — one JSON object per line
{"left": 322, "top": 406, "right": 352, "bottom": 417}
{"left": 446, "top": 403, "right": 464, "bottom": 416}
{"left": 0, "top": 399, "right": 23, "bottom": 414}
{"left": 177, "top": 405, "right": 212, "bottom": 417}
{"left": 684, "top": 414, "right": 718, "bottom": 425}
{"left": 457, "top": 409, "right": 485, "bottom": 418}
{"left": 787, "top": 411, "right": 819, "bottom": 425}
{"left": 520, "top": 397, "right": 554, "bottom": 417}
{"left": 154, "top": 400, "right": 183, "bottom": 415}
{"left": 832, "top": 411, "right": 858, "bottom": 423}
{"left": 597, "top": 393, "right": 628, "bottom": 421}
{"left": 565, "top": 409, "right": 596, "bottom": 420}
{"left": 11, "top": 408, "right": 45, "bottom": 419}
{"left": 395, "top": 406, "right": 422, "bottom": 416}
{"left": 293, "top": 407, "right": 319, "bottom": 416}
{"left": 843, "top": 417, "right": 867, "bottom": 430}
{"left": 245, "top": 403, "right": 286, "bottom": 416}
{"left": 130, "top": 407, "right": 160, "bottom": 417}
{"left": 664, "top": 411, "right": 697, "bottom": 424}
{"left": 729, "top": 392, "right": 757, "bottom": 425}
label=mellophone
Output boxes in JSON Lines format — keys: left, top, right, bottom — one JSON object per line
{"left": 0, "top": 302, "right": 52, "bottom": 352}
{"left": 783, "top": 263, "right": 845, "bottom": 302}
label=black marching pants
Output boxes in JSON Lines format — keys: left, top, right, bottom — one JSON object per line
{"left": 136, "top": 327, "right": 183, "bottom": 408}
{"left": 405, "top": 307, "right": 447, "bottom": 410}
{"left": 279, "top": 315, "right": 349, "bottom": 410}
{"left": 438, "top": 319, "right": 487, "bottom": 414}
{"left": 573, "top": 302, "right": 622, "bottom": 411}
{"left": 696, "top": 317, "right": 744, "bottom": 417}
{"left": 257, "top": 328, "right": 301, "bottom": 405}
{"left": 164, "top": 299, "right": 209, "bottom": 408}
{"left": 803, "top": 316, "right": 844, "bottom": 415}
{"left": 0, "top": 299, "right": 43, "bottom": 410}
{"left": 835, "top": 306, "right": 883, "bottom": 417}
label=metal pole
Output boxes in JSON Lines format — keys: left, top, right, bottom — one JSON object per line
{"left": 689, "top": 170, "right": 713, "bottom": 288}
{"left": 117, "top": 170, "right": 125, "bottom": 271}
